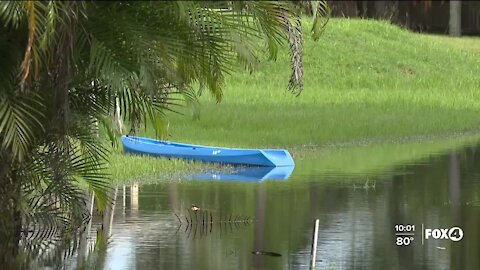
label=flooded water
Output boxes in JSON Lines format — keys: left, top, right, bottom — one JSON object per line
{"left": 66, "top": 141, "right": 480, "bottom": 270}
{"left": 40, "top": 140, "right": 480, "bottom": 269}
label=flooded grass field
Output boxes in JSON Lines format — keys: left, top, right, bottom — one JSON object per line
{"left": 48, "top": 138, "right": 480, "bottom": 270}
{"left": 5, "top": 17, "right": 480, "bottom": 270}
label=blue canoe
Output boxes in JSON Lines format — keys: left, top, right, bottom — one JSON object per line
{"left": 121, "top": 135, "right": 294, "bottom": 167}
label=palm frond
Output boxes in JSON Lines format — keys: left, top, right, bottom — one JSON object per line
{"left": 19, "top": 150, "right": 88, "bottom": 262}
{"left": 0, "top": 3, "right": 332, "bottom": 265}
{"left": 70, "top": 145, "right": 111, "bottom": 212}
{"left": 286, "top": 17, "right": 304, "bottom": 94}
{"left": 20, "top": 1, "right": 46, "bottom": 89}
{"left": 0, "top": 1, "right": 25, "bottom": 29}
{"left": 0, "top": 92, "right": 45, "bottom": 162}
{"left": 311, "top": 0, "right": 330, "bottom": 41}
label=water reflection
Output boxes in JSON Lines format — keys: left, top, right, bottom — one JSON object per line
{"left": 20, "top": 141, "right": 480, "bottom": 269}
{"left": 190, "top": 166, "right": 295, "bottom": 182}
{"left": 116, "top": 144, "right": 480, "bottom": 269}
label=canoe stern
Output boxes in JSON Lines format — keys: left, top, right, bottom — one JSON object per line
{"left": 260, "top": 149, "right": 295, "bottom": 167}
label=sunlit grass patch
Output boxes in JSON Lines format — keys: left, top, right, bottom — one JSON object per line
{"left": 108, "top": 148, "right": 223, "bottom": 184}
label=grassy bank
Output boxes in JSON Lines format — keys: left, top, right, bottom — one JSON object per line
{"left": 110, "top": 18, "right": 480, "bottom": 182}
{"left": 163, "top": 18, "right": 480, "bottom": 147}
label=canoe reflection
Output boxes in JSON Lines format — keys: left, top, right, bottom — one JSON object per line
{"left": 189, "top": 166, "right": 294, "bottom": 182}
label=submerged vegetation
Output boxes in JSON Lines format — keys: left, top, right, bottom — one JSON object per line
{"left": 108, "top": 149, "right": 224, "bottom": 184}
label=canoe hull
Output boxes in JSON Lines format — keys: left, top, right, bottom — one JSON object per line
{"left": 121, "top": 136, "right": 294, "bottom": 167}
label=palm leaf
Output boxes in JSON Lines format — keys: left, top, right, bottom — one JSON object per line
{"left": 0, "top": 1, "right": 25, "bottom": 29}
{"left": 0, "top": 92, "right": 45, "bottom": 162}
{"left": 311, "top": 0, "right": 330, "bottom": 41}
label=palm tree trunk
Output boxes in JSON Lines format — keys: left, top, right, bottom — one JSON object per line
{"left": 101, "top": 187, "right": 118, "bottom": 237}
{"left": 253, "top": 185, "right": 266, "bottom": 268}
{"left": 0, "top": 166, "right": 22, "bottom": 266}
{"left": 448, "top": 151, "right": 462, "bottom": 270}
{"left": 449, "top": 1, "right": 462, "bottom": 36}
{"left": 374, "top": 1, "right": 397, "bottom": 21}
{"left": 76, "top": 192, "right": 95, "bottom": 268}
{"left": 113, "top": 97, "right": 124, "bottom": 134}
{"left": 53, "top": 28, "right": 74, "bottom": 136}
{"left": 449, "top": 152, "right": 461, "bottom": 208}
{"left": 374, "top": 1, "right": 388, "bottom": 19}
{"left": 130, "top": 184, "right": 139, "bottom": 217}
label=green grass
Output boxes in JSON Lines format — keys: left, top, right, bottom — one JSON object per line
{"left": 110, "top": 18, "right": 480, "bottom": 182}
{"left": 107, "top": 148, "right": 226, "bottom": 184}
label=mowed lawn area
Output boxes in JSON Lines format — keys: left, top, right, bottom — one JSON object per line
{"left": 109, "top": 18, "right": 480, "bottom": 182}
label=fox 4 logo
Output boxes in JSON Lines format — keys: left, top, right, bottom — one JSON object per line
{"left": 425, "top": 227, "right": 464, "bottom": 242}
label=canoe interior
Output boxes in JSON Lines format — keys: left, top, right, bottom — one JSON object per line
{"left": 125, "top": 135, "right": 279, "bottom": 151}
